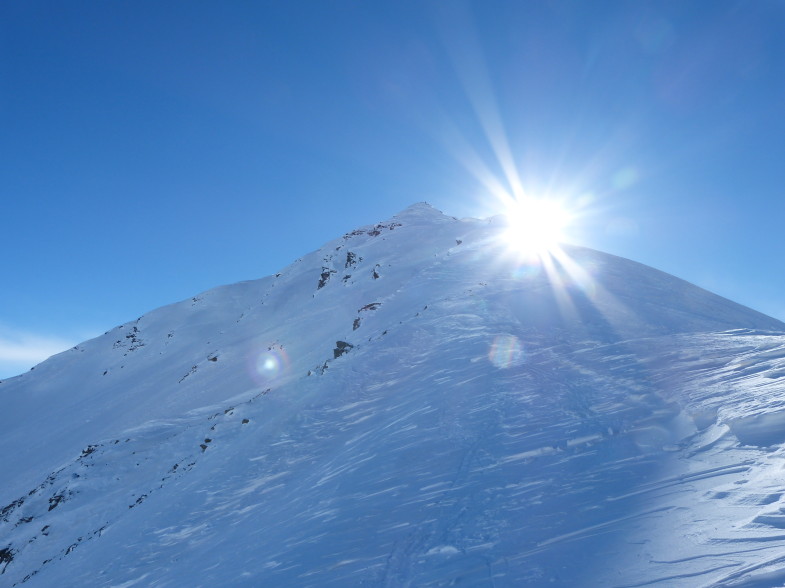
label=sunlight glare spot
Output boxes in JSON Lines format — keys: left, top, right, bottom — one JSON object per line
{"left": 503, "top": 198, "right": 572, "bottom": 254}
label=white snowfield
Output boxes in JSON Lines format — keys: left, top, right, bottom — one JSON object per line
{"left": 2, "top": 203, "right": 785, "bottom": 587}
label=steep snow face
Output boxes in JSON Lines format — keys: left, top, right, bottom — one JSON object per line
{"left": 2, "top": 203, "right": 785, "bottom": 587}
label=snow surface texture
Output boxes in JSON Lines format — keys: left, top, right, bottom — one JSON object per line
{"left": 3, "top": 202, "right": 785, "bottom": 587}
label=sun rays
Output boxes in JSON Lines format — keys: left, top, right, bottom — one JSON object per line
{"left": 427, "top": 2, "right": 645, "bottom": 355}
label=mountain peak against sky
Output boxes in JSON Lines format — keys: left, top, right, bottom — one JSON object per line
{"left": 3, "top": 207, "right": 785, "bottom": 586}
{"left": 390, "top": 201, "right": 450, "bottom": 220}
{"left": 394, "top": 200, "right": 439, "bottom": 214}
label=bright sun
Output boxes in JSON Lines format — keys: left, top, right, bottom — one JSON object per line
{"left": 503, "top": 198, "right": 572, "bottom": 254}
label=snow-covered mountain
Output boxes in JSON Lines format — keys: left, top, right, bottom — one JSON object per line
{"left": 3, "top": 203, "right": 785, "bottom": 587}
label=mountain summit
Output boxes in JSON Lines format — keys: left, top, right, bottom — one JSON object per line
{"left": 3, "top": 205, "right": 785, "bottom": 586}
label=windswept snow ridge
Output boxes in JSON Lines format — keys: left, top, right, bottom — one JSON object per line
{"left": 2, "top": 203, "right": 785, "bottom": 587}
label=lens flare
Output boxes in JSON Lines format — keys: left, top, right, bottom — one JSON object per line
{"left": 488, "top": 334, "right": 524, "bottom": 369}
{"left": 611, "top": 167, "right": 639, "bottom": 191}
{"left": 510, "top": 251, "right": 543, "bottom": 280}
{"left": 247, "top": 346, "right": 289, "bottom": 386}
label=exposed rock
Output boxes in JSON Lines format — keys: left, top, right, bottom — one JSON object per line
{"left": 48, "top": 494, "right": 66, "bottom": 512}
{"left": 345, "top": 251, "right": 361, "bottom": 268}
{"left": 317, "top": 267, "right": 336, "bottom": 289}
{"left": 333, "top": 341, "right": 354, "bottom": 359}
{"left": 0, "top": 546, "right": 13, "bottom": 574}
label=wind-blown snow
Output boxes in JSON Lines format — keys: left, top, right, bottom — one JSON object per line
{"left": 2, "top": 203, "right": 785, "bottom": 586}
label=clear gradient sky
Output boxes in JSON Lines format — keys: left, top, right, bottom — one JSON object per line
{"left": 2, "top": 1, "right": 784, "bottom": 378}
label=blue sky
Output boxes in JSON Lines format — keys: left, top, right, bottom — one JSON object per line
{"left": 2, "top": 0, "right": 784, "bottom": 378}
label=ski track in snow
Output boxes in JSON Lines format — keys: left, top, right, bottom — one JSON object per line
{"left": 2, "top": 203, "right": 785, "bottom": 586}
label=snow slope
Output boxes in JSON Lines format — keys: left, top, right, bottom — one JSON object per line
{"left": 2, "top": 203, "right": 785, "bottom": 587}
